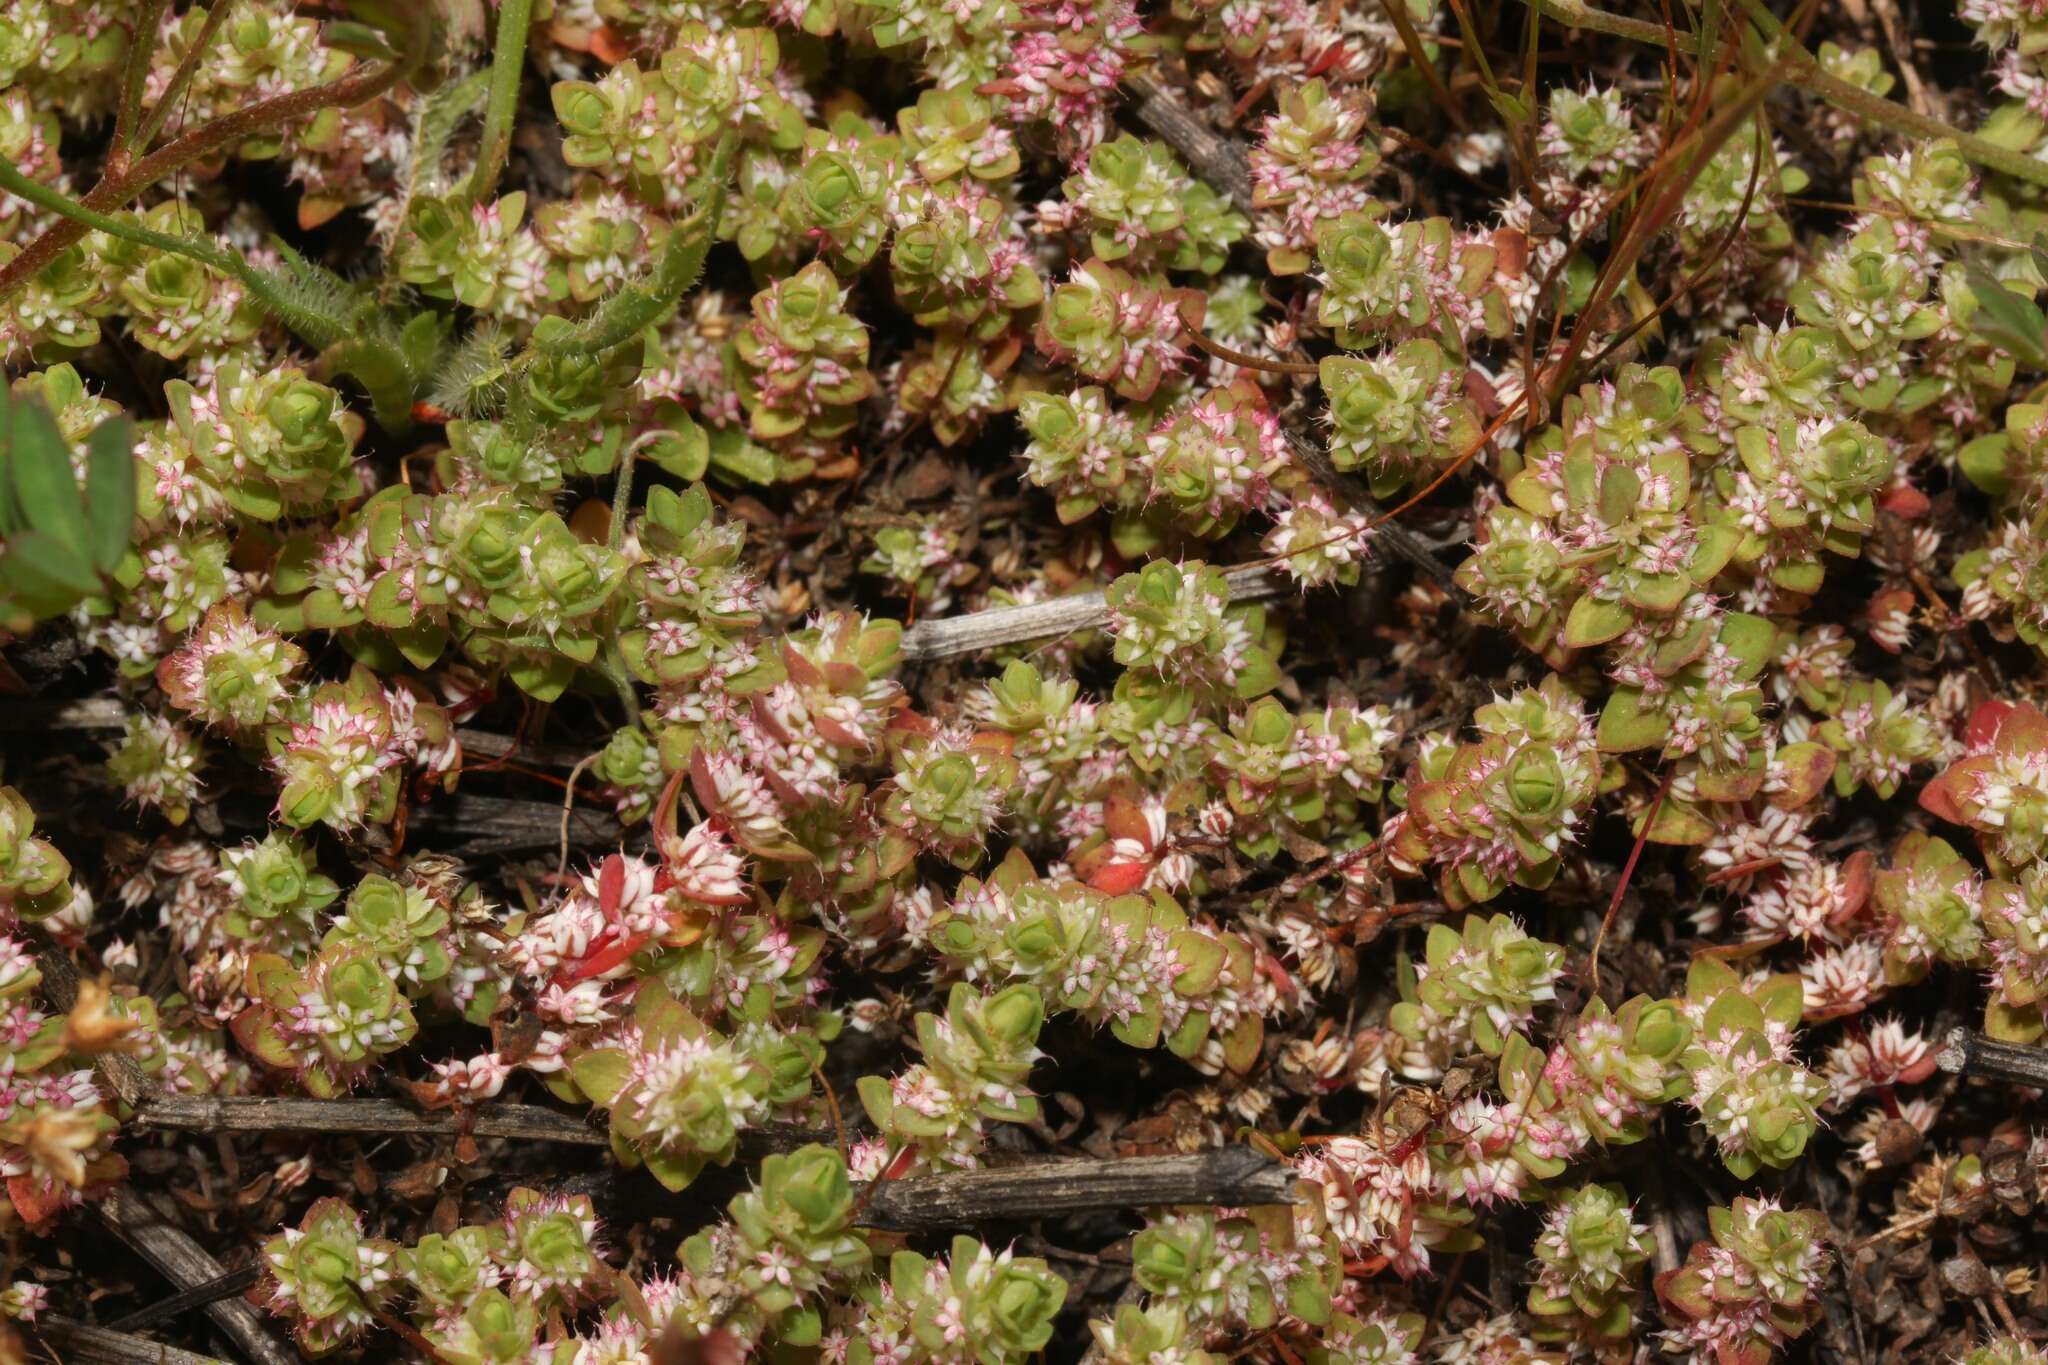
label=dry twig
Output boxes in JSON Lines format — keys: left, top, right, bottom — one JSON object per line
{"left": 31, "top": 1316, "right": 231, "bottom": 1365}
{"left": 1937, "top": 1028, "right": 2048, "bottom": 1088}
{"left": 96, "top": 1187, "right": 297, "bottom": 1365}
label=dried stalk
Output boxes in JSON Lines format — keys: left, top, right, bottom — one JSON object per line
{"left": 35, "top": 947, "right": 154, "bottom": 1108}
{"left": 31, "top": 1317, "right": 231, "bottom": 1365}
{"left": 108, "top": 1267, "right": 262, "bottom": 1335}
{"left": 97, "top": 1187, "right": 297, "bottom": 1365}
{"left": 1937, "top": 1028, "right": 2048, "bottom": 1087}
{"left": 1124, "top": 71, "right": 1255, "bottom": 215}
{"left": 543, "top": 1145, "right": 1295, "bottom": 1232}
{"left": 855, "top": 1146, "right": 1297, "bottom": 1231}
{"left": 899, "top": 564, "right": 1295, "bottom": 662}
{"left": 136, "top": 1095, "right": 1293, "bottom": 1231}
{"left": 134, "top": 1093, "right": 612, "bottom": 1145}
{"left": 132, "top": 1093, "right": 836, "bottom": 1155}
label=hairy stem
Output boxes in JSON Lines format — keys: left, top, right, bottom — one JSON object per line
{"left": 531, "top": 132, "right": 741, "bottom": 361}
{"left": 465, "top": 0, "right": 536, "bottom": 207}
{"left": 110, "top": 0, "right": 173, "bottom": 159}
{"left": 0, "top": 159, "right": 331, "bottom": 340}
{"left": 131, "top": 0, "right": 239, "bottom": 155}
{"left": 0, "top": 161, "right": 419, "bottom": 424}
{"left": 0, "top": 4, "right": 427, "bottom": 302}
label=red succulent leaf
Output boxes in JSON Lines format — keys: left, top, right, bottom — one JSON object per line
{"left": 6, "top": 1175, "right": 63, "bottom": 1227}
{"left": 1917, "top": 765, "right": 1972, "bottom": 825}
{"left": 1877, "top": 479, "right": 1931, "bottom": 517}
{"left": 1968, "top": 699, "right": 2020, "bottom": 750}
{"left": 1087, "top": 861, "right": 1151, "bottom": 896}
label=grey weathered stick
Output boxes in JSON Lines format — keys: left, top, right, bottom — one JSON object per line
{"left": 31, "top": 1316, "right": 231, "bottom": 1365}
{"left": 856, "top": 1146, "right": 1297, "bottom": 1232}
{"left": 899, "top": 564, "right": 1295, "bottom": 663}
{"left": 108, "top": 1266, "right": 262, "bottom": 1334}
{"left": 1937, "top": 1028, "right": 2048, "bottom": 1087}
{"left": 537, "top": 1146, "right": 1296, "bottom": 1231}
{"left": 97, "top": 1187, "right": 297, "bottom": 1365}
{"left": 134, "top": 1093, "right": 611, "bottom": 1145}
{"left": 1124, "top": 71, "right": 1255, "bottom": 215}
{"left": 132, "top": 1094, "right": 834, "bottom": 1155}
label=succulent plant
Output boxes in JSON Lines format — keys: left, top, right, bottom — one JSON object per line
{"left": 1679, "top": 957, "right": 1827, "bottom": 1177}
{"left": 1528, "top": 1183, "right": 1652, "bottom": 1348}
{"left": 1655, "top": 1198, "right": 1830, "bottom": 1365}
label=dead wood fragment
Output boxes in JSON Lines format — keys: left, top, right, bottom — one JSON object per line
{"left": 898, "top": 564, "right": 1295, "bottom": 662}
{"left": 32, "top": 1316, "right": 233, "bottom": 1365}
{"left": 97, "top": 1186, "right": 297, "bottom": 1365}
{"left": 855, "top": 1145, "right": 1298, "bottom": 1231}
{"left": 1124, "top": 70, "right": 1256, "bottom": 214}
{"left": 1937, "top": 1028, "right": 2048, "bottom": 1088}
{"left": 107, "top": 1266, "right": 262, "bottom": 1334}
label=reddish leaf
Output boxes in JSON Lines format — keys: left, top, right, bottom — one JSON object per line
{"left": 598, "top": 853, "right": 626, "bottom": 916}
{"left": 1087, "top": 861, "right": 1151, "bottom": 896}
{"left": 1102, "top": 792, "right": 1153, "bottom": 848}
{"left": 1918, "top": 766, "right": 1972, "bottom": 825}
{"left": 1968, "top": 699, "right": 2020, "bottom": 750}
{"left": 7, "top": 1176, "right": 62, "bottom": 1227}
{"left": 1877, "top": 479, "right": 1931, "bottom": 517}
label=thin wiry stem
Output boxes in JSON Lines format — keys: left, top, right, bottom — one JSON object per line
{"left": 1525, "top": 0, "right": 2048, "bottom": 188}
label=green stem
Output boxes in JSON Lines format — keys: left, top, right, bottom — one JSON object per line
{"left": 609, "top": 445, "right": 638, "bottom": 553}
{"left": 0, "top": 159, "right": 330, "bottom": 338}
{"left": 464, "top": 0, "right": 536, "bottom": 208}
{"left": 0, "top": 160, "right": 417, "bottom": 425}
{"left": 1526, "top": 0, "right": 2048, "bottom": 189}
{"left": 131, "top": 0, "right": 238, "bottom": 154}
{"left": 532, "top": 132, "right": 741, "bottom": 361}
{"left": 600, "top": 647, "right": 641, "bottom": 727}
{"left": 1733, "top": 0, "right": 2048, "bottom": 186}
{"left": 500, "top": 133, "right": 739, "bottom": 441}
{"left": 599, "top": 375, "right": 644, "bottom": 728}
{"left": 1530, "top": 0, "right": 1698, "bottom": 49}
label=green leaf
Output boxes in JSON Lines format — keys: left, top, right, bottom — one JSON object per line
{"left": 1563, "top": 594, "right": 1634, "bottom": 648}
{"left": 9, "top": 396, "right": 87, "bottom": 556}
{"left": 1959, "top": 433, "right": 2015, "bottom": 496}
{"left": 1596, "top": 688, "right": 1667, "bottom": 753}
{"left": 1168, "top": 929, "right": 1225, "bottom": 995}
{"left": 321, "top": 19, "right": 399, "bottom": 57}
{"left": 83, "top": 416, "right": 135, "bottom": 574}
{"left": 1964, "top": 265, "right": 2046, "bottom": 366}
{"left": 707, "top": 427, "right": 778, "bottom": 485}
{"left": 3, "top": 529, "right": 100, "bottom": 603}
{"left": 569, "top": 1048, "right": 631, "bottom": 1104}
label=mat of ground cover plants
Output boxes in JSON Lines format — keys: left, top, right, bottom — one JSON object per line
{"left": 16, "top": 0, "right": 2048, "bottom": 1363}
